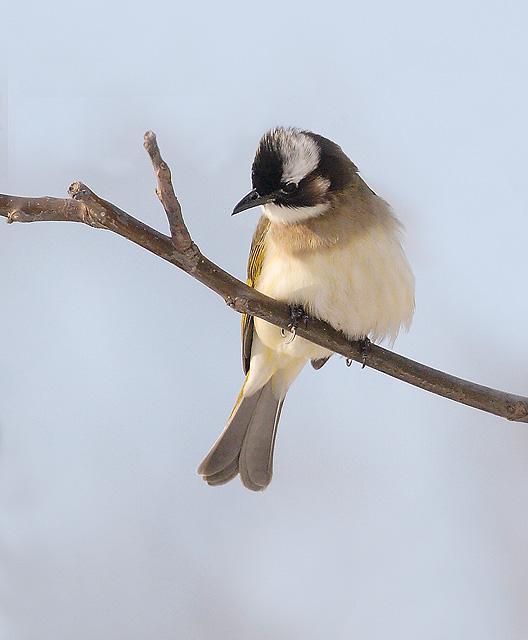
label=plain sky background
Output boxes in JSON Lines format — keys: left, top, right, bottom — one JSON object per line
{"left": 2, "top": 0, "right": 528, "bottom": 638}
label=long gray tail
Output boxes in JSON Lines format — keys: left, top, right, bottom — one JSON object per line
{"left": 197, "top": 378, "right": 284, "bottom": 491}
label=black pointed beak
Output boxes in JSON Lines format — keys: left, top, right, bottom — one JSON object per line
{"left": 232, "top": 189, "right": 274, "bottom": 215}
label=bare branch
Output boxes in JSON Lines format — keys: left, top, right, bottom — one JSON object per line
{"left": 0, "top": 132, "right": 527, "bottom": 424}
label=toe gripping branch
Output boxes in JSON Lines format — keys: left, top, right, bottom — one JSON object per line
{"left": 359, "top": 337, "right": 371, "bottom": 368}
{"left": 281, "top": 305, "right": 309, "bottom": 344}
{"left": 346, "top": 337, "right": 371, "bottom": 369}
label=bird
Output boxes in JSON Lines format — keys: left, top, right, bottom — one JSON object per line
{"left": 197, "top": 127, "right": 415, "bottom": 491}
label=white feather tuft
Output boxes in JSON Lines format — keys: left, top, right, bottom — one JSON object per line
{"left": 261, "top": 202, "right": 330, "bottom": 225}
{"left": 273, "top": 129, "right": 320, "bottom": 185}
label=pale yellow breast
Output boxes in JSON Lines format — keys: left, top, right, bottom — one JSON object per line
{"left": 256, "top": 223, "right": 415, "bottom": 346}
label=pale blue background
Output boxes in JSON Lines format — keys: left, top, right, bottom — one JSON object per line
{"left": 2, "top": 0, "right": 528, "bottom": 638}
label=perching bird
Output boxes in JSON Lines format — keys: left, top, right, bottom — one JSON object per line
{"left": 198, "top": 127, "right": 415, "bottom": 491}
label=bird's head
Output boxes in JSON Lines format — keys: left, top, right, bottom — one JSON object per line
{"left": 232, "top": 127, "right": 358, "bottom": 224}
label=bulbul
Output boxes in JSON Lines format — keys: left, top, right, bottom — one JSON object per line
{"left": 198, "top": 127, "right": 415, "bottom": 491}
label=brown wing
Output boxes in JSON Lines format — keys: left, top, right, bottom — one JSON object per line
{"left": 242, "top": 215, "right": 270, "bottom": 374}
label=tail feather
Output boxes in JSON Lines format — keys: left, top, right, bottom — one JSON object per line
{"left": 202, "top": 457, "right": 240, "bottom": 487}
{"left": 239, "top": 384, "right": 284, "bottom": 490}
{"left": 197, "top": 387, "right": 262, "bottom": 479}
{"left": 198, "top": 377, "right": 284, "bottom": 491}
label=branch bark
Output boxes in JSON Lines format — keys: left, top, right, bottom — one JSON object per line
{"left": 1, "top": 131, "right": 527, "bottom": 423}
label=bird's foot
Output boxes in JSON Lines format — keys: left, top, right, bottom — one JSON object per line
{"left": 359, "top": 337, "right": 371, "bottom": 369}
{"left": 281, "top": 305, "right": 308, "bottom": 343}
{"left": 345, "top": 337, "right": 371, "bottom": 368}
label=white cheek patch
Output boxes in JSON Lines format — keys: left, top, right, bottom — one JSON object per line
{"left": 278, "top": 130, "right": 320, "bottom": 184}
{"left": 261, "top": 202, "right": 329, "bottom": 225}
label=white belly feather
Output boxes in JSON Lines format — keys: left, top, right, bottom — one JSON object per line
{"left": 253, "top": 225, "right": 415, "bottom": 362}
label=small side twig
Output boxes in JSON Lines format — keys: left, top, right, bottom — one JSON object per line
{"left": 143, "top": 130, "right": 197, "bottom": 260}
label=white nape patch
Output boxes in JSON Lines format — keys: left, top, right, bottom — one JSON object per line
{"left": 262, "top": 202, "right": 329, "bottom": 225}
{"left": 276, "top": 129, "right": 320, "bottom": 184}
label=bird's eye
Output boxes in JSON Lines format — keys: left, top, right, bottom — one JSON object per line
{"left": 281, "top": 182, "right": 297, "bottom": 194}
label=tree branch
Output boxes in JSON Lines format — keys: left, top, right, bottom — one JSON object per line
{"left": 1, "top": 131, "right": 527, "bottom": 423}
